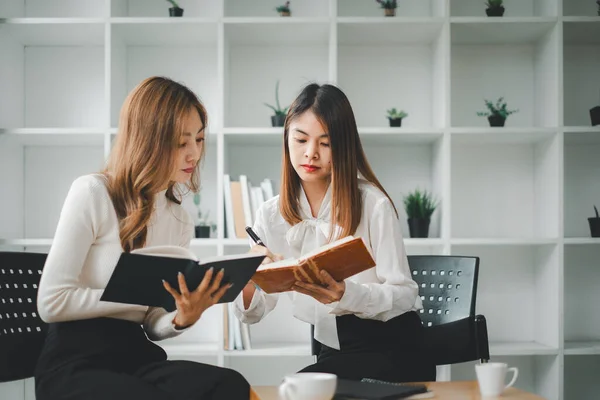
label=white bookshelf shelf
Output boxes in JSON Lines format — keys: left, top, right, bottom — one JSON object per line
{"left": 564, "top": 341, "right": 600, "bottom": 355}
{"left": 225, "top": 343, "right": 311, "bottom": 357}
{"left": 563, "top": 238, "right": 600, "bottom": 245}
{"left": 1, "top": 0, "right": 598, "bottom": 397}
{"left": 490, "top": 341, "right": 559, "bottom": 356}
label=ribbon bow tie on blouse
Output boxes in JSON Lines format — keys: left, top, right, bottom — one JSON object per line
{"left": 285, "top": 218, "right": 333, "bottom": 256}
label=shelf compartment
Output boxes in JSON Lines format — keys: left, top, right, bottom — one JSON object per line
{"left": 338, "top": 20, "right": 447, "bottom": 128}
{"left": 450, "top": 20, "right": 558, "bottom": 128}
{"left": 565, "top": 356, "right": 600, "bottom": 400}
{"left": 0, "top": 21, "right": 105, "bottom": 129}
{"left": 224, "top": 22, "right": 330, "bottom": 128}
{"left": 451, "top": 245, "right": 560, "bottom": 350}
{"left": 110, "top": 0, "right": 221, "bottom": 18}
{"left": 451, "top": 134, "right": 559, "bottom": 238}
{"left": 564, "top": 131, "right": 600, "bottom": 238}
{"left": 563, "top": 0, "right": 600, "bottom": 17}
{"left": 110, "top": 21, "right": 218, "bottom": 130}
{"left": 563, "top": 22, "right": 600, "bottom": 127}
{"left": 26, "top": 146, "right": 105, "bottom": 238}
{"left": 564, "top": 246, "right": 600, "bottom": 346}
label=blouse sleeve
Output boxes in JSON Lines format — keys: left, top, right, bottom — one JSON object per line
{"left": 328, "top": 198, "right": 420, "bottom": 320}
{"left": 233, "top": 204, "right": 279, "bottom": 324}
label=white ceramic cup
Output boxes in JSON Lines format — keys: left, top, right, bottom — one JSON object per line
{"left": 475, "top": 362, "right": 519, "bottom": 397}
{"left": 278, "top": 372, "right": 337, "bottom": 400}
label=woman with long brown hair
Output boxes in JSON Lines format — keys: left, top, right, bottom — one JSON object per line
{"left": 235, "top": 83, "right": 435, "bottom": 382}
{"left": 35, "top": 76, "right": 251, "bottom": 399}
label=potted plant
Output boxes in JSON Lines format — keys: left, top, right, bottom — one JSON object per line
{"left": 264, "top": 80, "right": 289, "bottom": 127}
{"left": 275, "top": 1, "right": 291, "bottom": 17}
{"left": 193, "top": 193, "right": 215, "bottom": 238}
{"left": 403, "top": 189, "right": 437, "bottom": 238}
{"left": 589, "top": 205, "right": 600, "bottom": 237}
{"left": 166, "top": 0, "right": 184, "bottom": 17}
{"left": 387, "top": 108, "right": 408, "bottom": 127}
{"left": 477, "top": 97, "right": 518, "bottom": 127}
{"left": 375, "top": 0, "right": 398, "bottom": 16}
{"left": 485, "top": 0, "right": 505, "bottom": 16}
{"left": 590, "top": 90, "right": 600, "bottom": 126}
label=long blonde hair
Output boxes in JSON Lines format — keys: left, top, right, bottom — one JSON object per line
{"left": 280, "top": 83, "right": 397, "bottom": 242}
{"left": 104, "top": 76, "right": 207, "bottom": 252}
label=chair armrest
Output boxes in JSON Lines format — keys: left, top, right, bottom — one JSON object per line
{"left": 424, "top": 315, "right": 490, "bottom": 366}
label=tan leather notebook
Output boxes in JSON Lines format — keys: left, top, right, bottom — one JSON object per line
{"left": 250, "top": 236, "right": 376, "bottom": 294}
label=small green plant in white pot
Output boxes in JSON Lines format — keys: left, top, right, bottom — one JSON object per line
{"left": 264, "top": 80, "right": 289, "bottom": 127}
{"left": 387, "top": 108, "right": 408, "bottom": 127}
{"left": 477, "top": 97, "right": 518, "bottom": 127}
{"left": 589, "top": 205, "right": 600, "bottom": 237}
{"left": 275, "top": 1, "right": 291, "bottom": 16}
{"left": 166, "top": 0, "right": 184, "bottom": 16}
{"left": 403, "top": 189, "right": 437, "bottom": 238}
{"left": 485, "top": 0, "right": 505, "bottom": 16}
{"left": 193, "top": 193, "right": 216, "bottom": 238}
{"left": 375, "top": 0, "right": 398, "bottom": 16}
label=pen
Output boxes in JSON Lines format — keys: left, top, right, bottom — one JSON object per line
{"left": 245, "top": 226, "right": 266, "bottom": 247}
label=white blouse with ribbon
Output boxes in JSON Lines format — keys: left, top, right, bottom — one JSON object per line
{"left": 233, "top": 179, "right": 423, "bottom": 350}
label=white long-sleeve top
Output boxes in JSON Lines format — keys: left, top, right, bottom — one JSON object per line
{"left": 233, "top": 179, "right": 423, "bottom": 350}
{"left": 37, "top": 174, "right": 195, "bottom": 341}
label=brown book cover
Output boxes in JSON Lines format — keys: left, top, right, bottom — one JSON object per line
{"left": 250, "top": 236, "right": 376, "bottom": 294}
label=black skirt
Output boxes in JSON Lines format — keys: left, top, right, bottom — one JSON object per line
{"left": 300, "top": 311, "right": 436, "bottom": 383}
{"left": 34, "top": 317, "right": 249, "bottom": 400}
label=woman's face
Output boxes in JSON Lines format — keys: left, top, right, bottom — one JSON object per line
{"left": 287, "top": 110, "right": 332, "bottom": 184}
{"left": 172, "top": 108, "right": 204, "bottom": 184}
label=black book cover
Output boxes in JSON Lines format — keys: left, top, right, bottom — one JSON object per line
{"left": 100, "top": 247, "right": 265, "bottom": 312}
{"left": 333, "top": 379, "right": 427, "bottom": 400}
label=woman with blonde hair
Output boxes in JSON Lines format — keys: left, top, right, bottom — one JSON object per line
{"left": 235, "top": 83, "right": 436, "bottom": 382}
{"left": 34, "top": 76, "right": 251, "bottom": 399}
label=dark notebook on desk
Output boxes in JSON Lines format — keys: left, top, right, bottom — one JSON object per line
{"left": 100, "top": 245, "right": 265, "bottom": 312}
{"left": 333, "top": 379, "right": 427, "bottom": 400}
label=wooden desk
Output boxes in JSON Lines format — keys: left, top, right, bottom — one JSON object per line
{"left": 250, "top": 381, "right": 546, "bottom": 400}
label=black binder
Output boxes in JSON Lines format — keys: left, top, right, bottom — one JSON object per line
{"left": 333, "top": 379, "right": 428, "bottom": 400}
{"left": 100, "top": 246, "right": 265, "bottom": 312}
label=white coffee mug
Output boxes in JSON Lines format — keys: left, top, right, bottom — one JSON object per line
{"left": 475, "top": 362, "right": 519, "bottom": 397}
{"left": 278, "top": 372, "right": 337, "bottom": 400}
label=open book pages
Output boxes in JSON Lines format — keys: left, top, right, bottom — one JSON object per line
{"left": 131, "top": 245, "right": 198, "bottom": 261}
{"left": 256, "top": 235, "right": 356, "bottom": 271}
{"left": 131, "top": 245, "right": 261, "bottom": 266}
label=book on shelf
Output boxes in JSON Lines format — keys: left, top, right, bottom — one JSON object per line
{"left": 100, "top": 246, "right": 266, "bottom": 312}
{"left": 251, "top": 236, "right": 376, "bottom": 294}
{"left": 224, "top": 174, "right": 275, "bottom": 239}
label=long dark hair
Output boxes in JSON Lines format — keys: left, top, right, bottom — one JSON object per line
{"left": 280, "top": 83, "right": 397, "bottom": 241}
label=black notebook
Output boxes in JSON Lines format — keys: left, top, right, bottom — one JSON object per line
{"left": 100, "top": 246, "right": 266, "bottom": 312}
{"left": 333, "top": 379, "right": 428, "bottom": 400}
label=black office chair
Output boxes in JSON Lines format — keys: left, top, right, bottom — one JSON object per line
{"left": 311, "top": 255, "right": 490, "bottom": 366}
{"left": 0, "top": 251, "right": 49, "bottom": 383}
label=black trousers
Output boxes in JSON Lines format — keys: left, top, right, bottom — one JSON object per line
{"left": 34, "top": 317, "right": 250, "bottom": 400}
{"left": 299, "top": 311, "right": 436, "bottom": 383}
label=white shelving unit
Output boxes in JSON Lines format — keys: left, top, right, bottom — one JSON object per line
{"left": 1, "top": 0, "right": 599, "bottom": 398}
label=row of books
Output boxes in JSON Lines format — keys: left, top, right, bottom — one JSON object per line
{"left": 223, "top": 174, "right": 276, "bottom": 239}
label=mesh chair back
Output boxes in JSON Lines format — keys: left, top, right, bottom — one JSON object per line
{"left": 0, "top": 252, "right": 48, "bottom": 382}
{"left": 407, "top": 255, "right": 479, "bottom": 327}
